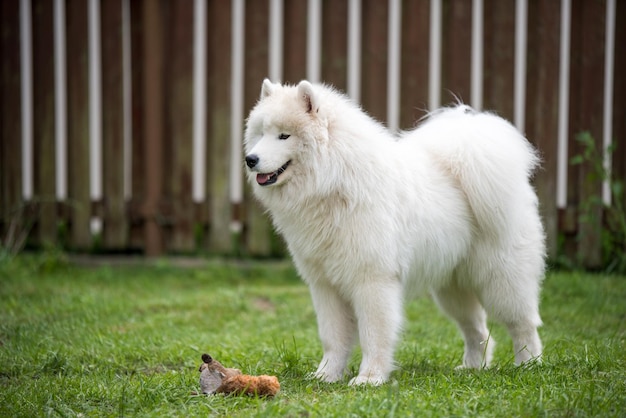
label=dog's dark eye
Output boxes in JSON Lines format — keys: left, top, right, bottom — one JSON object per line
{"left": 278, "top": 133, "right": 290, "bottom": 140}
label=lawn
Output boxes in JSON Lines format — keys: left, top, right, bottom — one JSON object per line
{"left": 1, "top": 254, "right": 625, "bottom": 417}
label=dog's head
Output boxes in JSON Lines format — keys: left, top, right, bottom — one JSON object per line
{"left": 244, "top": 79, "right": 329, "bottom": 191}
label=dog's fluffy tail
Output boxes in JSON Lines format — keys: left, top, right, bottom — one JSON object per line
{"left": 412, "top": 105, "right": 541, "bottom": 241}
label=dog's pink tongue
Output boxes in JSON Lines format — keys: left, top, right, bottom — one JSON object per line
{"left": 256, "top": 173, "right": 269, "bottom": 185}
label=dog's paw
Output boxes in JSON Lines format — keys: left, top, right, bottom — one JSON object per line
{"left": 309, "top": 369, "right": 343, "bottom": 383}
{"left": 518, "top": 354, "right": 543, "bottom": 367}
{"left": 311, "top": 359, "right": 347, "bottom": 383}
{"left": 349, "top": 374, "right": 386, "bottom": 386}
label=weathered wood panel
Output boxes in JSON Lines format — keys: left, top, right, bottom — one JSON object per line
{"left": 243, "top": 0, "right": 273, "bottom": 256}
{"left": 32, "top": 0, "right": 57, "bottom": 246}
{"left": 360, "top": 0, "right": 388, "bottom": 124}
{"left": 206, "top": 0, "right": 233, "bottom": 254}
{"left": 613, "top": 1, "right": 626, "bottom": 218}
{"left": 526, "top": 0, "right": 561, "bottom": 259}
{"left": 102, "top": 0, "right": 128, "bottom": 249}
{"left": 0, "top": 0, "right": 23, "bottom": 241}
{"left": 129, "top": 0, "right": 146, "bottom": 250}
{"left": 167, "top": 0, "right": 195, "bottom": 252}
{"left": 142, "top": 0, "right": 165, "bottom": 256}
{"left": 483, "top": 0, "right": 515, "bottom": 120}
{"left": 568, "top": 0, "right": 606, "bottom": 268}
{"left": 282, "top": 0, "right": 307, "bottom": 84}
{"left": 441, "top": 0, "right": 472, "bottom": 104}
{"left": 399, "top": 0, "right": 430, "bottom": 129}
{"left": 66, "top": 0, "right": 92, "bottom": 250}
{"left": 322, "top": 0, "right": 348, "bottom": 91}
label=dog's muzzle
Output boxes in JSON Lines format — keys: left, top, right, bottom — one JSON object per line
{"left": 245, "top": 154, "right": 290, "bottom": 186}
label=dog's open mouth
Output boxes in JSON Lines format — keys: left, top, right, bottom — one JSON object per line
{"left": 256, "top": 161, "right": 291, "bottom": 186}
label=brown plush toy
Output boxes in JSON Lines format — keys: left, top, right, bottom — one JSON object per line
{"left": 198, "top": 353, "right": 280, "bottom": 397}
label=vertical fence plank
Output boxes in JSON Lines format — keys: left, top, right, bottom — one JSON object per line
{"left": 0, "top": 0, "right": 23, "bottom": 243}
{"left": 142, "top": 0, "right": 164, "bottom": 256}
{"left": 568, "top": 0, "right": 606, "bottom": 268}
{"left": 441, "top": 0, "right": 471, "bottom": 104}
{"left": 483, "top": 0, "right": 515, "bottom": 119}
{"left": 158, "top": 0, "right": 173, "bottom": 251}
{"left": 66, "top": 0, "right": 92, "bottom": 250}
{"left": 32, "top": 0, "right": 57, "bottom": 246}
{"left": 613, "top": 1, "right": 626, "bottom": 218}
{"left": 243, "top": 0, "right": 274, "bottom": 256}
{"left": 129, "top": 0, "right": 145, "bottom": 250}
{"left": 399, "top": 0, "right": 430, "bottom": 128}
{"left": 321, "top": 0, "right": 348, "bottom": 91}
{"left": 101, "top": 0, "right": 128, "bottom": 250}
{"left": 526, "top": 0, "right": 560, "bottom": 259}
{"left": 360, "top": 0, "right": 388, "bottom": 122}
{"left": 167, "top": 0, "right": 194, "bottom": 252}
{"left": 206, "top": 0, "right": 233, "bottom": 254}
{"left": 283, "top": 0, "right": 307, "bottom": 84}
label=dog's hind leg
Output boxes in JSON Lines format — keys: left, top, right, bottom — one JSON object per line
{"left": 505, "top": 319, "right": 542, "bottom": 365}
{"left": 474, "top": 251, "right": 544, "bottom": 365}
{"left": 477, "top": 277, "right": 543, "bottom": 365}
{"left": 432, "top": 281, "right": 495, "bottom": 368}
{"left": 349, "top": 279, "right": 404, "bottom": 386}
{"left": 310, "top": 281, "right": 357, "bottom": 383}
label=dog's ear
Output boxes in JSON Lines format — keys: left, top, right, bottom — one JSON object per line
{"left": 297, "top": 80, "right": 319, "bottom": 114}
{"left": 261, "top": 78, "right": 275, "bottom": 99}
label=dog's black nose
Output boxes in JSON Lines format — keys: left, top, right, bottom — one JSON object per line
{"left": 245, "top": 154, "right": 259, "bottom": 168}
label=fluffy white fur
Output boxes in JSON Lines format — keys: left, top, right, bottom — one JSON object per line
{"left": 244, "top": 80, "right": 545, "bottom": 386}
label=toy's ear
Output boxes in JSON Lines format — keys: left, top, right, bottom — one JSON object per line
{"left": 261, "top": 78, "right": 275, "bottom": 99}
{"left": 202, "top": 353, "right": 212, "bottom": 364}
{"left": 297, "top": 80, "right": 318, "bottom": 113}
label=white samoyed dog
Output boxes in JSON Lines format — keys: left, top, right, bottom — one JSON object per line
{"left": 244, "top": 79, "right": 545, "bottom": 386}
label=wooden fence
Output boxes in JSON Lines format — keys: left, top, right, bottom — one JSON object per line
{"left": 1, "top": 0, "right": 625, "bottom": 267}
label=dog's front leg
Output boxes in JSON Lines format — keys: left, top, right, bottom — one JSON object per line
{"left": 350, "top": 279, "right": 403, "bottom": 386}
{"left": 309, "top": 281, "right": 357, "bottom": 383}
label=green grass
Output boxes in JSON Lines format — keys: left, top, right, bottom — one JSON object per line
{"left": 1, "top": 255, "right": 625, "bottom": 417}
